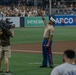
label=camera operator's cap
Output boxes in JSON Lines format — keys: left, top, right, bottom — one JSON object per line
{"left": 50, "top": 17, "right": 55, "bottom": 23}
{"left": 6, "top": 18, "right": 10, "bottom": 20}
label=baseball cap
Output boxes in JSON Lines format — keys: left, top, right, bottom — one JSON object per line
{"left": 50, "top": 17, "right": 55, "bottom": 23}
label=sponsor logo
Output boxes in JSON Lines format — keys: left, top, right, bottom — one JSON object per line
{"left": 55, "top": 18, "right": 74, "bottom": 24}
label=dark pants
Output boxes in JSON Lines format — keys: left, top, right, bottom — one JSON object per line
{"left": 42, "top": 39, "right": 53, "bottom": 67}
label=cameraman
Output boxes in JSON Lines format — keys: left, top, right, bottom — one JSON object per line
{"left": 0, "top": 27, "right": 14, "bottom": 74}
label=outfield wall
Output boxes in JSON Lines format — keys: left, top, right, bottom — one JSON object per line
{"left": 2, "top": 15, "right": 76, "bottom": 27}
{"left": 54, "top": 15, "right": 76, "bottom": 26}
{"left": 25, "top": 15, "right": 76, "bottom": 27}
{"left": 25, "top": 17, "right": 48, "bottom": 27}
{"left": 2, "top": 17, "right": 20, "bottom": 27}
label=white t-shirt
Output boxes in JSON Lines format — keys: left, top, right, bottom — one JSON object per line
{"left": 51, "top": 63, "right": 76, "bottom": 75}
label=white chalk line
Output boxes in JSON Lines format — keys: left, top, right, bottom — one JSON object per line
{"left": 28, "top": 62, "right": 59, "bottom": 66}
{"left": 12, "top": 49, "right": 63, "bottom": 54}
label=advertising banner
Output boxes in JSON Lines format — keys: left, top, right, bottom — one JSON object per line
{"left": 25, "top": 17, "right": 49, "bottom": 27}
{"left": 54, "top": 15, "right": 76, "bottom": 26}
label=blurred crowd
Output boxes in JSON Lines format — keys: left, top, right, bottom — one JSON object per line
{"left": 0, "top": 4, "right": 47, "bottom": 17}
{"left": 0, "top": 1, "right": 76, "bottom": 17}
{"left": 52, "top": 2, "right": 76, "bottom": 15}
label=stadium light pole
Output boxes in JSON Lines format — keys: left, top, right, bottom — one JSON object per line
{"left": 49, "top": 0, "right": 52, "bottom": 15}
{"left": 34, "top": 0, "right": 37, "bottom": 8}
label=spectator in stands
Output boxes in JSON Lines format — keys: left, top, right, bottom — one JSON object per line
{"left": 55, "top": 9, "right": 60, "bottom": 14}
{"left": 72, "top": 3, "right": 76, "bottom": 14}
{"left": 57, "top": 1, "right": 61, "bottom": 8}
{"left": 53, "top": 2, "right": 57, "bottom": 8}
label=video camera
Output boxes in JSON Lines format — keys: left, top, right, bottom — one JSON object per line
{"left": 0, "top": 18, "right": 15, "bottom": 30}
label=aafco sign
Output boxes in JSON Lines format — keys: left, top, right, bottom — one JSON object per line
{"left": 54, "top": 15, "right": 76, "bottom": 26}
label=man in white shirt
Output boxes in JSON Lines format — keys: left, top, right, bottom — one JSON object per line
{"left": 51, "top": 49, "right": 76, "bottom": 75}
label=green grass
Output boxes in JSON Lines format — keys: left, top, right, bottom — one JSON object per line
{"left": 7, "top": 27, "right": 76, "bottom": 75}
{"left": 11, "top": 28, "right": 44, "bottom": 44}
{"left": 11, "top": 27, "right": 76, "bottom": 44}
{"left": 2, "top": 52, "right": 63, "bottom": 75}
{"left": 54, "top": 27, "right": 76, "bottom": 41}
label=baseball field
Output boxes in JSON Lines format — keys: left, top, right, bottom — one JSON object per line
{"left": 2, "top": 26, "right": 76, "bottom": 75}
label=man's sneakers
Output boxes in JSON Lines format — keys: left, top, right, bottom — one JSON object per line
{"left": 40, "top": 65, "right": 47, "bottom": 68}
{"left": 50, "top": 66, "right": 54, "bottom": 68}
{"left": 0, "top": 71, "right": 12, "bottom": 75}
{"left": 40, "top": 65, "right": 54, "bottom": 68}
{"left": 5, "top": 71, "right": 12, "bottom": 75}
{"left": 0, "top": 71, "right": 3, "bottom": 74}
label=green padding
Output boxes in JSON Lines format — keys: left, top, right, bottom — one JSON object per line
{"left": 25, "top": 16, "right": 49, "bottom": 27}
